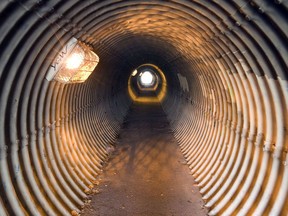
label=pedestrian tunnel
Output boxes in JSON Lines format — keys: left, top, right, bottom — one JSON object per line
{"left": 0, "top": 1, "right": 288, "bottom": 216}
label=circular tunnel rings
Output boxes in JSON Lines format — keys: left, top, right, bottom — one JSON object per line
{"left": 128, "top": 64, "right": 167, "bottom": 103}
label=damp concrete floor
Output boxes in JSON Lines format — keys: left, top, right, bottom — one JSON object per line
{"left": 81, "top": 103, "right": 207, "bottom": 216}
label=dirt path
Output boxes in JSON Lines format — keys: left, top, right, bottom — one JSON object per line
{"left": 81, "top": 103, "right": 207, "bottom": 216}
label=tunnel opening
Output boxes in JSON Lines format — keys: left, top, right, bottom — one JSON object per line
{"left": 139, "top": 71, "right": 155, "bottom": 87}
{"left": 128, "top": 63, "right": 168, "bottom": 104}
{"left": 0, "top": 1, "right": 288, "bottom": 216}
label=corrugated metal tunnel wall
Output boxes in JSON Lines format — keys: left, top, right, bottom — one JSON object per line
{"left": 0, "top": 0, "right": 287, "bottom": 215}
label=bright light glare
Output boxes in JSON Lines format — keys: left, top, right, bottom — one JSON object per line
{"left": 140, "top": 71, "right": 153, "bottom": 86}
{"left": 131, "top": 69, "right": 138, "bottom": 76}
{"left": 65, "top": 53, "right": 84, "bottom": 69}
{"left": 46, "top": 37, "right": 100, "bottom": 84}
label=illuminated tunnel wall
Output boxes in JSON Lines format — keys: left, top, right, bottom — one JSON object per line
{"left": 0, "top": 1, "right": 287, "bottom": 215}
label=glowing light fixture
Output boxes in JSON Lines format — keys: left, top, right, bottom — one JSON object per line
{"left": 65, "top": 53, "right": 84, "bottom": 69}
{"left": 131, "top": 69, "right": 138, "bottom": 76}
{"left": 140, "top": 71, "right": 154, "bottom": 86}
{"left": 46, "top": 37, "right": 99, "bottom": 83}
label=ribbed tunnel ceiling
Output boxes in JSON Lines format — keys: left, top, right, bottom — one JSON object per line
{"left": 0, "top": 0, "right": 288, "bottom": 216}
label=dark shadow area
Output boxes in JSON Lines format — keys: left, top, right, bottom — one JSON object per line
{"left": 81, "top": 103, "right": 207, "bottom": 216}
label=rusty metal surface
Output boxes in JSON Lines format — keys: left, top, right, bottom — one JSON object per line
{"left": 0, "top": 0, "right": 287, "bottom": 215}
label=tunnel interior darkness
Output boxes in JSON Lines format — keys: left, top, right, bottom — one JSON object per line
{"left": 0, "top": 1, "right": 288, "bottom": 216}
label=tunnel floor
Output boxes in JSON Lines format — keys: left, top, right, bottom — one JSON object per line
{"left": 81, "top": 103, "right": 207, "bottom": 216}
